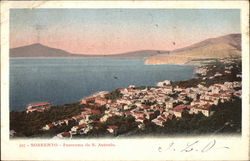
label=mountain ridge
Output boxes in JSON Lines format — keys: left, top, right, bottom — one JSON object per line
{"left": 10, "top": 43, "right": 167, "bottom": 58}
{"left": 10, "top": 33, "right": 241, "bottom": 61}
{"left": 171, "top": 33, "right": 241, "bottom": 54}
{"left": 144, "top": 33, "right": 241, "bottom": 65}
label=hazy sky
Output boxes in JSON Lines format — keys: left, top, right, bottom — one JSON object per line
{"left": 10, "top": 9, "right": 240, "bottom": 55}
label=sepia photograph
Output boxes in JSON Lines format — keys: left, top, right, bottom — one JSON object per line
{"left": 1, "top": 1, "right": 249, "bottom": 160}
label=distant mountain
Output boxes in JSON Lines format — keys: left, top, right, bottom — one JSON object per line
{"left": 10, "top": 43, "right": 72, "bottom": 57}
{"left": 172, "top": 33, "right": 241, "bottom": 54}
{"left": 10, "top": 43, "right": 167, "bottom": 58}
{"left": 145, "top": 33, "right": 241, "bottom": 65}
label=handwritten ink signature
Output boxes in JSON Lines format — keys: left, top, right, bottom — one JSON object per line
{"left": 158, "top": 139, "right": 230, "bottom": 153}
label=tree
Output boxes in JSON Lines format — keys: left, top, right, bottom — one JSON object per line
{"left": 150, "top": 110, "right": 160, "bottom": 120}
{"left": 105, "top": 90, "right": 122, "bottom": 100}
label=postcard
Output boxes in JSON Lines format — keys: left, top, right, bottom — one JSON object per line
{"left": 1, "top": 1, "right": 249, "bottom": 160}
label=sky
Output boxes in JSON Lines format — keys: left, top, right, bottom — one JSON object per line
{"left": 10, "top": 9, "right": 240, "bottom": 55}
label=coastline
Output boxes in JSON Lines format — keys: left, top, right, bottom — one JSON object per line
{"left": 9, "top": 57, "right": 242, "bottom": 138}
{"left": 9, "top": 57, "right": 225, "bottom": 112}
{"left": 10, "top": 58, "right": 195, "bottom": 111}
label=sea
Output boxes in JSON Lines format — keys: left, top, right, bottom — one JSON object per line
{"left": 10, "top": 58, "right": 195, "bottom": 111}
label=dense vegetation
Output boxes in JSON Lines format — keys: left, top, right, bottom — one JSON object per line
{"left": 105, "top": 89, "right": 123, "bottom": 100}
{"left": 10, "top": 102, "right": 85, "bottom": 137}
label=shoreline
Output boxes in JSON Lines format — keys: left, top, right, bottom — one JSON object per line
{"left": 9, "top": 56, "right": 232, "bottom": 112}
{"left": 10, "top": 58, "right": 195, "bottom": 111}
{"left": 9, "top": 57, "right": 242, "bottom": 138}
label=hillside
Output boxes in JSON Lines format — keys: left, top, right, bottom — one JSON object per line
{"left": 10, "top": 43, "right": 167, "bottom": 58}
{"left": 145, "top": 34, "right": 241, "bottom": 65}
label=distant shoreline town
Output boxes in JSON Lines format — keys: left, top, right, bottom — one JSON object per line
{"left": 10, "top": 57, "right": 242, "bottom": 138}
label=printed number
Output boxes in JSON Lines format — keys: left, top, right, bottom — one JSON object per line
{"left": 19, "top": 144, "right": 26, "bottom": 148}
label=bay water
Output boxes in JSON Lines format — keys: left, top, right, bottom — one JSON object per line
{"left": 10, "top": 58, "right": 195, "bottom": 111}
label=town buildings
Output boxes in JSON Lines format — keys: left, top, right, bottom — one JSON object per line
{"left": 26, "top": 102, "right": 51, "bottom": 113}
{"left": 40, "top": 58, "right": 241, "bottom": 138}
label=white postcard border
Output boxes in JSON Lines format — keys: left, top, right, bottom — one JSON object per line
{"left": 1, "top": 1, "right": 249, "bottom": 160}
